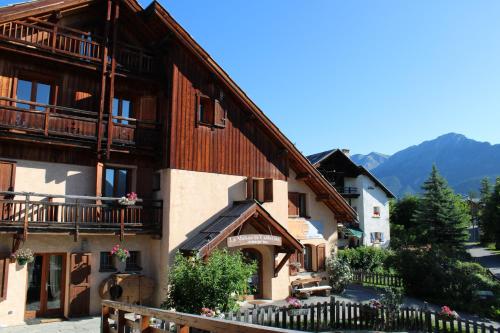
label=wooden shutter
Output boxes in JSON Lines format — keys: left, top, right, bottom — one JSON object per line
{"left": 255, "top": 179, "right": 265, "bottom": 202}
{"left": 0, "top": 254, "right": 9, "bottom": 301}
{"left": 214, "top": 99, "right": 226, "bottom": 127}
{"left": 246, "top": 177, "right": 254, "bottom": 200}
{"left": 263, "top": 178, "right": 273, "bottom": 202}
{"left": 0, "top": 161, "right": 15, "bottom": 199}
{"left": 288, "top": 192, "right": 299, "bottom": 216}
{"left": 69, "top": 253, "right": 91, "bottom": 317}
{"left": 138, "top": 96, "right": 157, "bottom": 122}
{"left": 316, "top": 244, "right": 326, "bottom": 271}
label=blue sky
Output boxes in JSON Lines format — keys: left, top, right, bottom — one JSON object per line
{"left": 3, "top": 0, "right": 500, "bottom": 155}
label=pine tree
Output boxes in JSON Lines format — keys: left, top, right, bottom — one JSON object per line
{"left": 413, "top": 165, "right": 470, "bottom": 256}
{"left": 483, "top": 177, "right": 500, "bottom": 249}
{"left": 479, "top": 177, "right": 493, "bottom": 243}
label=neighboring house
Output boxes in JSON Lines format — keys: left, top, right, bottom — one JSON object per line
{"left": 0, "top": 0, "right": 356, "bottom": 326}
{"left": 308, "top": 149, "right": 395, "bottom": 248}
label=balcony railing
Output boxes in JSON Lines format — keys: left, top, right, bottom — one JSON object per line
{"left": 0, "top": 96, "right": 161, "bottom": 150}
{"left": 335, "top": 186, "right": 360, "bottom": 196}
{"left": 0, "top": 191, "right": 162, "bottom": 239}
{"left": 0, "top": 19, "right": 155, "bottom": 74}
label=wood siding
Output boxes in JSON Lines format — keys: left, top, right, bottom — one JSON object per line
{"left": 167, "top": 44, "right": 288, "bottom": 180}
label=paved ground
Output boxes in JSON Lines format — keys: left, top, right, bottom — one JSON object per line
{"left": 0, "top": 317, "right": 100, "bottom": 333}
{"left": 467, "top": 244, "right": 500, "bottom": 279}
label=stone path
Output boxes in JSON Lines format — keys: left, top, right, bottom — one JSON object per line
{"left": 467, "top": 244, "right": 500, "bottom": 279}
{"left": 0, "top": 317, "right": 100, "bottom": 333}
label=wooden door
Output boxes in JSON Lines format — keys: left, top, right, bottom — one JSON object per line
{"left": 69, "top": 253, "right": 91, "bottom": 317}
{"left": 316, "top": 244, "right": 326, "bottom": 271}
{"left": 0, "top": 161, "right": 15, "bottom": 197}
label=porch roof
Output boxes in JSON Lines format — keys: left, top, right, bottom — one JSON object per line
{"left": 179, "top": 200, "right": 303, "bottom": 257}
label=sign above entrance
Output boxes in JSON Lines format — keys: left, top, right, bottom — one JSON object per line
{"left": 227, "top": 234, "right": 282, "bottom": 247}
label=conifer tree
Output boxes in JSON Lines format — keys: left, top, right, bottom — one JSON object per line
{"left": 413, "top": 165, "right": 470, "bottom": 256}
{"left": 483, "top": 177, "right": 500, "bottom": 249}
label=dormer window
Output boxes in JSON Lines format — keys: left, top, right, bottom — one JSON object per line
{"left": 196, "top": 92, "right": 226, "bottom": 128}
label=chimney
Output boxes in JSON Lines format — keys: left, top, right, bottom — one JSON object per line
{"left": 341, "top": 148, "right": 350, "bottom": 157}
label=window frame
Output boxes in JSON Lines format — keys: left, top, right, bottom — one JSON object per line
{"left": 249, "top": 178, "right": 273, "bottom": 203}
{"left": 112, "top": 96, "right": 133, "bottom": 124}
{"left": 99, "top": 252, "right": 116, "bottom": 272}
{"left": 195, "top": 92, "right": 226, "bottom": 128}
{"left": 288, "top": 192, "right": 308, "bottom": 218}
{"left": 13, "top": 73, "right": 58, "bottom": 110}
{"left": 125, "top": 251, "right": 142, "bottom": 272}
{"left": 373, "top": 206, "right": 381, "bottom": 217}
{"left": 102, "top": 167, "right": 132, "bottom": 198}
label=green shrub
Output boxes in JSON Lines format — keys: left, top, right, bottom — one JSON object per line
{"left": 163, "top": 249, "right": 256, "bottom": 313}
{"left": 327, "top": 256, "right": 353, "bottom": 293}
{"left": 338, "top": 246, "right": 394, "bottom": 273}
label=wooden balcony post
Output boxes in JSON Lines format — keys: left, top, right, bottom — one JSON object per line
{"left": 74, "top": 199, "right": 80, "bottom": 242}
{"left": 120, "top": 207, "right": 124, "bottom": 241}
{"left": 51, "top": 24, "right": 58, "bottom": 53}
{"left": 177, "top": 325, "right": 190, "bottom": 333}
{"left": 106, "top": 0, "right": 120, "bottom": 159}
{"left": 23, "top": 194, "right": 29, "bottom": 240}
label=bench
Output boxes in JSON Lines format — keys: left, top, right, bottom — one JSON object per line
{"left": 291, "top": 278, "right": 331, "bottom": 299}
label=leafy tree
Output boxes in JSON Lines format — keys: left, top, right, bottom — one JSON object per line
{"left": 163, "top": 250, "right": 256, "bottom": 313}
{"left": 389, "top": 195, "right": 420, "bottom": 248}
{"left": 413, "top": 165, "right": 470, "bottom": 256}
{"left": 483, "top": 178, "right": 500, "bottom": 249}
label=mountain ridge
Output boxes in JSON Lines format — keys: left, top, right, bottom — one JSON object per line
{"left": 352, "top": 133, "right": 500, "bottom": 197}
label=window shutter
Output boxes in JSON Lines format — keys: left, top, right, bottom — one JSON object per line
{"left": 214, "top": 99, "right": 226, "bottom": 127}
{"left": 316, "top": 244, "right": 326, "bottom": 271}
{"left": 298, "top": 250, "right": 304, "bottom": 268}
{"left": 288, "top": 192, "right": 299, "bottom": 216}
{"left": 380, "top": 233, "right": 385, "bottom": 242}
{"left": 139, "top": 96, "right": 157, "bottom": 122}
{"left": 195, "top": 92, "right": 201, "bottom": 127}
{"left": 370, "top": 233, "right": 375, "bottom": 243}
{"left": 256, "top": 179, "right": 265, "bottom": 202}
{"left": 246, "top": 177, "right": 254, "bottom": 200}
{"left": 0, "top": 254, "right": 9, "bottom": 301}
{"left": 263, "top": 178, "right": 273, "bottom": 202}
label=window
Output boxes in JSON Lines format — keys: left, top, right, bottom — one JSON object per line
{"left": 248, "top": 178, "right": 273, "bottom": 203}
{"left": 100, "top": 252, "right": 115, "bottom": 272}
{"left": 112, "top": 97, "right": 132, "bottom": 124}
{"left": 288, "top": 192, "right": 307, "bottom": 217}
{"left": 16, "top": 78, "right": 52, "bottom": 110}
{"left": 370, "top": 232, "right": 385, "bottom": 244}
{"left": 103, "top": 167, "right": 130, "bottom": 198}
{"left": 373, "top": 206, "right": 381, "bottom": 217}
{"left": 125, "top": 251, "right": 141, "bottom": 271}
{"left": 196, "top": 93, "right": 226, "bottom": 128}
{"left": 303, "top": 244, "right": 313, "bottom": 271}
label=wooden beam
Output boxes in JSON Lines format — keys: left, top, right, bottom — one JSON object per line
{"left": 97, "top": 0, "right": 112, "bottom": 156}
{"left": 106, "top": 0, "right": 120, "bottom": 159}
{"left": 274, "top": 252, "right": 292, "bottom": 277}
{"left": 316, "top": 194, "right": 332, "bottom": 201}
{"left": 295, "top": 172, "right": 311, "bottom": 181}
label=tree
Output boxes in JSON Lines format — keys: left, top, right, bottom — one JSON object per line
{"left": 483, "top": 177, "right": 500, "bottom": 249}
{"left": 163, "top": 250, "right": 256, "bottom": 313}
{"left": 413, "top": 165, "right": 470, "bottom": 256}
{"left": 390, "top": 195, "right": 420, "bottom": 248}
{"left": 478, "top": 177, "right": 493, "bottom": 243}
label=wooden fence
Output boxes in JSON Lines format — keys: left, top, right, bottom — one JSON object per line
{"left": 351, "top": 269, "right": 404, "bottom": 288}
{"left": 226, "top": 297, "right": 500, "bottom": 333}
{"left": 101, "top": 300, "right": 301, "bottom": 333}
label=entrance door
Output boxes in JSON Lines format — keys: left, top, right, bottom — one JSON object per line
{"left": 242, "top": 249, "right": 263, "bottom": 299}
{"left": 69, "top": 253, "right": 91, "bottom": 317}
{"left": 26, "top": 253, "right": 66, "bottom": 319}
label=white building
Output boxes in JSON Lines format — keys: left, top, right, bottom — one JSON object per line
{"left": 308, "top": 149, "right": 395, "bottom": 248}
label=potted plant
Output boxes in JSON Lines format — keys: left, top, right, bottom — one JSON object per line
{"left": 286, "top": 296, "right": 308, "bottom": 316}
{"left": 118, "top": 192, "right": 138, "bottom": 206}
{"left": 13, "top": 248, "right": 34, "bottom": 266}
{"left": 438, "top": 306, "right": 459, "bottom": 320}
{"left": 111, "top": 244, "right": 130, "bottom": 272}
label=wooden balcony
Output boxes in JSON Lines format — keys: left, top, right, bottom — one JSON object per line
{"left": 102, "top": 300, "right": 300, "bottom": 333}
{"left": 335, "top": 186, "right": 360, "bottom": 198}
{"left": 0, "top": 192, "right": 162, "bottom": 239}
{"left": 0, "top": 96, "right": 161, "bottom": 152}
{"left": 0, "top": 18, "right": 155, "bottom": 74}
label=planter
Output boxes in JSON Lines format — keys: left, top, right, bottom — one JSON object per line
{"left": 17, "top": 258, "right": 30, "bottom": 266}
{"left": 116, "top": 260, "right": 127, "bottom": 273}
{"left": 287, "top": 308, "right": 309, "bottom": 316}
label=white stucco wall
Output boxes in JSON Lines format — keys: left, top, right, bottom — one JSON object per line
{"left": 358, "top": 175, "right": 391, "bottom": 248}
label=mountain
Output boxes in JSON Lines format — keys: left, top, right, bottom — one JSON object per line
{"left": 368, "top": 133, "right": 500, "bottom": 197}
{"left": 351, "top": 152, "right": 390, "bottom": 170}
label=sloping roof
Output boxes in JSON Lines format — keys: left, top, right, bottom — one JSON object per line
{"left": 0, "top": 0, "right": 358, "bottom": 222}
{"left": 307, "top": 149, "right": 335, "bottom": 165}
{"left": 307, "top": 149, "right": 395, "bottom": 198}
{"left": 179, "top": 200, "right": 303, "bottom": 257}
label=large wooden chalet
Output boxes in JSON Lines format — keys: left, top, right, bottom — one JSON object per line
{"left": 0, "top": 0, "right": 356, "bottom": 326}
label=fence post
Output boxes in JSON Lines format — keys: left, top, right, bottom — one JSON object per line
{"left": 329, "top": 296, "right": 335, "bottom": 329}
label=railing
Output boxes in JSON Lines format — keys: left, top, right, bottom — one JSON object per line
{"left": 0, "top": 19, "right": 155, "bottom": 74}
{"left": 0, "top": 191, "right": 162, "bottom": 238}
{"left": 225, "top": 296, "right": 500, "bottom": 333}
{"left": 0, "top": 97, "right": 161, "bottom": 149}
{"left": 351, "top": 270, "right": 404, "bottom": 288}
{"left": 335, "top": 186, "right": 359, "bottom": 195}
{"left": 102, "top": 300, "right": 300, "bottom": 333}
